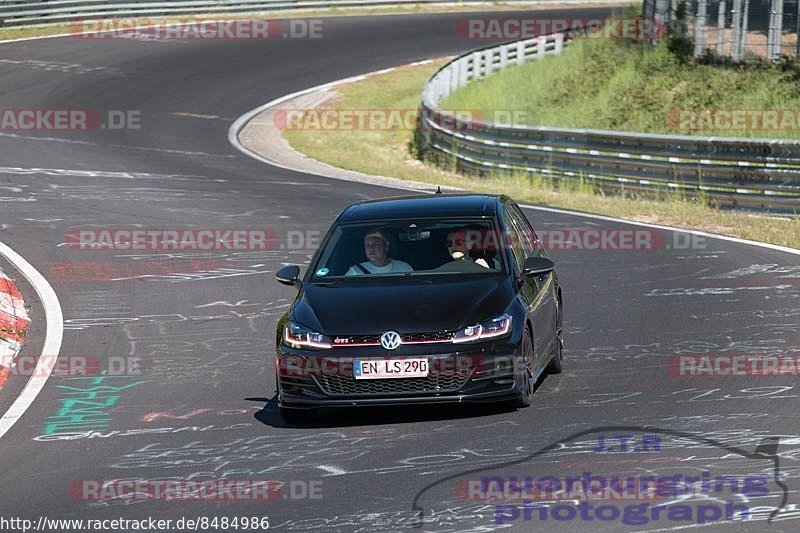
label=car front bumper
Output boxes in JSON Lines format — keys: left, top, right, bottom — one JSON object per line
{"left": 275, "top": 343, "right": 522, "bottom": 409}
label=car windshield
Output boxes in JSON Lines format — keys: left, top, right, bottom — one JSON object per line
{"left": 310, "top": 217, "right": 507, "bottom": 281}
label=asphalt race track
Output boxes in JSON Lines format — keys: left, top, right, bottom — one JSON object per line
{"left": 1, "top": 7, "right": 799, "bottom": 533}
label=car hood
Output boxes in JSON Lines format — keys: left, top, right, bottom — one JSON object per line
{"left": 294, "top": 276, "right": 514, "bottom": 335}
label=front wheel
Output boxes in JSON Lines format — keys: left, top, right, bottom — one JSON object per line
{"left": 512, "top": 327, "right": 535, "bottom": 408}
{"left": 546, "top": 296, "right": 564, "bottom": 374}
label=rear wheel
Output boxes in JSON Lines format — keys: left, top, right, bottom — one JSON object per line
{"left": 546, "top": 295, "right": 564, "bottom": 374}
{"left": 512, "top": 327, "right": 535, "bottom": 408}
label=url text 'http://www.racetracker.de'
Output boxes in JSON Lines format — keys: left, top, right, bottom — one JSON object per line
{"left": 0, "top": 516, "right": 271, "bottom": 532}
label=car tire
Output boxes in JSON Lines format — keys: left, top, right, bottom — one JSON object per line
{"left": 546, "top": 296, "right": 564, "bottom": 374}
{"left": 512, "top": 327, "right": 535, "bottom": 408}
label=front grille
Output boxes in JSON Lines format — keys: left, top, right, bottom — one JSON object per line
{"left": 332, "top": 334, "right": 380, "bottom": 345}
{"left": 331, "top": 331, "right": 454, "bottom": 346}
{"left": 315, "top": 372, "right": 470, "bottom": 396}
{"left": 403, "top": 331, "right": 453, "bottom": 343}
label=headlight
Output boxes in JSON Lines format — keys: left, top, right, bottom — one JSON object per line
{"left": 284, "top": 321, "right": 332, "bottom": 349}
{"left": 452, "top": 314, "right": 512, "bottom": 343}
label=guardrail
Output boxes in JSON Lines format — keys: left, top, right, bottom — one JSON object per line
{"left": 0, "top": 0, "right": 586, "bottom": 28}
{"left": 0, "top": 1, "right": 429, "bottom": 27}
{"left": 418, "top": 33, "right": 800, "bottom": 212}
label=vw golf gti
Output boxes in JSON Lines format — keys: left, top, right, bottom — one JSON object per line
{"left": 274, "top": 194, "right": 563, "bottom": 421}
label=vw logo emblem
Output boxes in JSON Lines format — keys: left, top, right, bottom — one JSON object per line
{"left": 380, "top": 331, "right": 401, "bottom": 350}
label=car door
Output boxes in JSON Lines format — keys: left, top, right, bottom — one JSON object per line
{"left": 507, "top": 203, "right": 556, "bottom": 367}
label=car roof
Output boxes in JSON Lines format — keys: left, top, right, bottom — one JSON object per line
{"left": 338, "top": 194, "right": 509, "bottom": 223}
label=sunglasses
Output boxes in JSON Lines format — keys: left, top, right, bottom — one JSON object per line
{"left": 446, "top": 239, "right": 466, "bottom": 247}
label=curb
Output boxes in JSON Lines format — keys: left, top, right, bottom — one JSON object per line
{"left": 0, "top": 267, "right": 29, "bottom": 389}
{"left": 232, "top": 57, "right": 468, "bottom": 193}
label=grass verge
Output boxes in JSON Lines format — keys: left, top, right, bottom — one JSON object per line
{"left": 443, "top": 34, "right": 800, "bottom": 139}
{"left": 283, "top": 60, "right": 800, "bottom": 249}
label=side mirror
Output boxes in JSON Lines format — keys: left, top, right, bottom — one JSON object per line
{"left": 521, "top": 256, "right": 555, "bottom": 277}
{"left": 276, "top": 265, "right": 301, "bottom": 287}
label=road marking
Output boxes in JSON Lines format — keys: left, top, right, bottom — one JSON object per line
{"left": 317, "top": 464, "right": 347, "bottom": 475}
{"left": 0, "top": 240, "right": 63, "bottom": 440}
{"left": 170, "top": 112, "right": 220, "bottom": 120}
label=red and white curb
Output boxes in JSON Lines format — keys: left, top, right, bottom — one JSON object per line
{"left": 0, "top": 268, "right": 29, "bottom": 389}
{"left": 0, "top": 240, "right": 62, "bottom": 441}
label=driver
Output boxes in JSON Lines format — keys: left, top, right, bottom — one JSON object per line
{"left": 346, "top": 228, "right": 413, "bottom": 275}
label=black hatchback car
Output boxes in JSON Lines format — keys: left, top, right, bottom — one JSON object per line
{"left": 274, "top": 194, "right": 563, "bottom": 421}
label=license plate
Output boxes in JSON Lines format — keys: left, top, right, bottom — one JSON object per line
{"left": 353, "top": 358, "right": 429, "bottom": 379}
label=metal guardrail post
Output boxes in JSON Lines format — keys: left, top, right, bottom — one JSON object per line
{"left": 459, "top": 57, "right": 469, "bottom": 86}
{"left": 471, "top": 51, "right": 481, "bottom": 80}
{"left": 499, "top": 45, "right": 508, "bottom": 70}
{"left": 516, "top": 41, "right": 526, "bottom": 65}
{"left": 797, "top": 0, "right": 800, "bottom": 59}
{"left": 767, "top": 0, "right": 784, "bottom": 61}
{"left": 740, "top": 0, "right": 750, "bottom": 57}
{"left": 536, "top": 36, "right": 547, "bottom": 58}
{"left": 694, "top": 0, "right": 707, "bottom": 57}
{"left": 484, "top": 49, "right": 494, "bottom": 75}
{"left": 731, "top": 0, "right": 743, "bottom": 60}
{"left": 716, "top": 0, "right": 726, "bottom": 55}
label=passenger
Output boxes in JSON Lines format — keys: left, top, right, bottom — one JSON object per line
{"left": 446, "top": 229, "right": 498, "bottom": 269}
{"left": 346, "top": 228, "right": 413, "bottom": 275}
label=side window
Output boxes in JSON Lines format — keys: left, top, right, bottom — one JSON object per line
{"left": 502, "top": 210, "right": 525, "bottom": 273}
{"left": 508, "top": 204, "right": 538, "bottom": 256}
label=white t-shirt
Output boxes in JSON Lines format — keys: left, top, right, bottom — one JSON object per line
{"left": 345, "top": 259, "right": 414, "bottom": 276}
{"left": 475, "top": 257, "right": 501, "bottom": 270}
